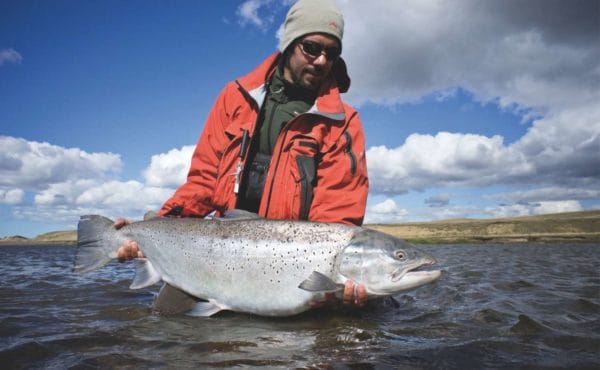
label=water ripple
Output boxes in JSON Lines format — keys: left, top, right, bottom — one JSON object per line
{"left": 0, "top": 243, "right": 598, "bottom": 368}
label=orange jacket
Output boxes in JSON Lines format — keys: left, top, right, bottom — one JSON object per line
{"left": 159, "top": 53, "right": 368, "bottom": 225}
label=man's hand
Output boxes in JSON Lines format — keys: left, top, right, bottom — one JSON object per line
{"left": 114, "top": 218, "right": 144, "bottom": 261}
{"left": 309, "top": 280, "right": 367, "bottom": 309}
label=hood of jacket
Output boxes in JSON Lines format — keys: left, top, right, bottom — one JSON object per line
{"left": 235, "top": 52, "right": 351, "bottom": 121}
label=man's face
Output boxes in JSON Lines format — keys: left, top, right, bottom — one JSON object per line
{"left": 283, "top": 33, "right": 341, "bottom": 91}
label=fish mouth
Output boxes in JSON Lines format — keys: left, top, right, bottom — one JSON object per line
{"left": 391, "top": 258, "right": 438, "bottom": 282}
{"left": 369, "top": 259, "right": 441, "bottom": 296}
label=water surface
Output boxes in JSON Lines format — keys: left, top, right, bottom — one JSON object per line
{"left": 0, "top": 243, "right": 598, "bottom": 369}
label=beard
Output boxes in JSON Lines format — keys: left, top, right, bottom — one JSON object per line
{"left": 290, "top": 65, "right": 324, "bottom": 91}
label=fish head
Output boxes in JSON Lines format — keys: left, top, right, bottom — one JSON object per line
{"left": 338, "top": 229, "right": 441, "bottom": 296}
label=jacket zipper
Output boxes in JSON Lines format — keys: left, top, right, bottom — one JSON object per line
{"left": 266, "top": 101, "right": 280, "bottom": 152}
{"left": 263, "top": 127, "right": 289, "bottom": 217}
{"left": 233, "top": 80, "right": 263, "bottom": 208}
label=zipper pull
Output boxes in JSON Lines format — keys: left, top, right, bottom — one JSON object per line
{"left": 232, "top": 129, "right": 250, "bottom": 194}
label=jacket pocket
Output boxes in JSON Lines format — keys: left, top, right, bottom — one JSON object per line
{"left": 295, "top": 155, "right": 317, "bottom": 220}
{"left": 213, "top": 131, "right": 246, "bottom": 209}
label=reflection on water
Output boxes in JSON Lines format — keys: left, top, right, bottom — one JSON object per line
{"left": 0, "top": 243, "right": 598, "bottom": 368}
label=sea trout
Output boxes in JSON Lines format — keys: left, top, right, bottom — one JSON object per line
{"left": 74, "top": 210, "right": 441, "bottom": 317}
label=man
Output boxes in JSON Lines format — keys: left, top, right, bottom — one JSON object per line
{"left": 117, "top": 0, "right": 369, "bottom": 308}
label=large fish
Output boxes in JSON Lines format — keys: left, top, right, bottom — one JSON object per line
{"left": 74, "top": 210, "right": 441, "bottom": 317}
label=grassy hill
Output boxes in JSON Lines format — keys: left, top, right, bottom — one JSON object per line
{"left": 1, "top": 210, "right": 599, "bottom": 245}
{"left": 0, "top": 230, "right": 76, "bottom": 245}
{"left": 367, "top": 210, "right": 600, "bottom": 243}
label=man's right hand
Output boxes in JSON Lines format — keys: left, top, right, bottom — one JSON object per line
{"left": 114, "top": 218, "right": 144, "bottom": 261}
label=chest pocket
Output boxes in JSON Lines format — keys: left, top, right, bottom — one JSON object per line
{"left": 293, "top": 140, "right": 319, "bottom": 220}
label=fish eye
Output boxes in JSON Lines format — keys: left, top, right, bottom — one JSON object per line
{"left": 395, "top": 250, "right": 406, "bottom": 260}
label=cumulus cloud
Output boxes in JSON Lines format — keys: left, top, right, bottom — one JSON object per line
{"left": 0, "top": 48, "right": 22, "bottom": 67}
{"left": 364, "top": 198, "right": 408, "bottom": 224}
{"left": 485, "top": 200, "right": 583, "bottom": 218}
{"left": 0, "top": 136, "right": 175, "bottom": 225}
{"left": 338, "top": 0, "right": 599, "bottom": 112}
{"left": 143, "top": 145, "right": 194, "bottom": 187}
{"left": 18, "top": 179, "right": 172, "bottom": 224}
{"left": 348, "top": 1, "right": 600, "bottom": 200}
{"left": 75, "top": 180, "right": 172, "bottom": 211}
{"left": 367, "top": 132, "right": 534, "bottom": 194}
{"left": 0, "top": 189, "right": 24, "bottom": 205}
{"left": 0, "top": 136, "right": 122, "bottom": 191}
{"left": 366, "top": 109, "right": 600, "bottom": 195}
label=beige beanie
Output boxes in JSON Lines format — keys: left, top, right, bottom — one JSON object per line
{"left": 279, "top": 0, "right": 344, "bottom": 53}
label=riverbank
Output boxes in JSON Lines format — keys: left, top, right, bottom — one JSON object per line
{"left": 368, "top": 210, "right": 600, "bottom": 243}
{"left": 1, "top": 210, "right": 599, "bottom": 245}
{"left": 0, "top": 230, "right": 76, "bottom": 245}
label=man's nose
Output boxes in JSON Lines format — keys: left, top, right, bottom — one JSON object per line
{"left": 312, "top": 53, "right": 329, "bottom": 66}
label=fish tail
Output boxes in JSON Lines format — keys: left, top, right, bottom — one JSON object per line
{"left": 73, "top": 215, "right": 116, "bottom": 273}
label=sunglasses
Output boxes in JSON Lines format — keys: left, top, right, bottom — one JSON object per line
{"left": 298, "top": 40, "right": 341, "bottom": 62}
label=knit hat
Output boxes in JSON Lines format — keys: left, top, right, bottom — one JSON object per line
{"left": 279, "top": 0, "right": 344, "bottom": 53}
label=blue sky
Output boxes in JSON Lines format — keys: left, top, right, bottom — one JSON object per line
{"left": 1, "top": 0, "right": 599, "bottom": 237}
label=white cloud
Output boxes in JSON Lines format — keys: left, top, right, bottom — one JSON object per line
{"left": 76, "top": 180, "right": 172, "bottom": 211}
{"left": 0, "top": 48, "right": 22, "bottom": 67}
{"left": 20, "top": 179, "right": 172, "bottom": 223}
{"left": 0, "top": 136, "right": 122, "bottom": 191}
{"left": 366, "top": 106, "right": 600, "bottom": 195}
{"left": 0, "top": 136, "right": 172, "bottom": 226}
{"left": 0, "top": 189, "right": 24, "bottom": 205}
{"left": 367, "top": 132, "right": 533, "bottom": 194}
{"left": 338, "top": 0, "right": 599, "bottom": 112}
{"left": 34, "top": 179, "right": 98, "bottom": 205}
{"left": 487, "top": 187, "right": 600, "bottom": 203}
{"left": 534, "top": 200, "right": 583, "bottom": 215}
{"left": 32, "top": 177, "right": 171, "bottom": 212}
{"left": 236, "top": 0, "right": 275, "bottom": 28}
{"left": 340, "top": 0, "right": 600, "bottom": 203}
{"left": 485, "top": 200, "right": 583, "bottom": 218}
{"left": 364, "top": 198, "right": 408, "bottom": 224}
{"left": 143, "top": 145, "right": 194, "bottom": 187}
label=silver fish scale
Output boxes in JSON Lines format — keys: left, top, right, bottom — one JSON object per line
{"left": 116, "top": 217, "right": 358, "bottom": 316}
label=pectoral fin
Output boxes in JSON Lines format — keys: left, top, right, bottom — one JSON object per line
{"left": 298, "top": 271, "right": 344, "bottom": 293}
{"left": 188, "top": 301, "right": 225, "bottom": 317}
{"left": 130, "top": 258, "right": 162, "bottom": 289}
{"left": 152, "top": 283, "right": 202, "bottom": 315}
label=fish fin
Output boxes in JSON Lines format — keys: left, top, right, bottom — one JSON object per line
{"left": 130, "top": 258, "right": 162, "bottom": 289}
{"left": 298, "top": 271, "right": 344, "bottom": 293}
{"left": 219, "top": 209, "right": 262, "bottom": 221}
{"left": 152, "top": 283, "right": 202, "bottom": 315}
{"left": 73, "top": 215, "right": 115, "bottom": 273}
{"left": 188, "top": 301, "right": 225, "bottom": 317}
{"left": 143, "top": 210, "right": 158, "bottom": 220}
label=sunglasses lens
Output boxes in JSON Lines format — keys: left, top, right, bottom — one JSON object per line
{"left": 300, "top": 40, "right": 340, "bottom": 61}
{"left": 302, "top": 41, "right": 322, "bottom": 57}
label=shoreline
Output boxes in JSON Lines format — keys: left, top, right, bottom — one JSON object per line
{"left": 1, "top": 210, "right": 598, "bottom": 245}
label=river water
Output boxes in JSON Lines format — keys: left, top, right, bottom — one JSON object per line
{"left": 0, "top": 243, "right": 598, "bottom": 369}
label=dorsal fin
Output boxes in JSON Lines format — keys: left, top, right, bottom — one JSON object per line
{"left": 219, "top": 209, "right": 263, "bottom": 221}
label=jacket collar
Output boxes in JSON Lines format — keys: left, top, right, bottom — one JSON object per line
{"left": 236, "top": 52, "right": 350, "bottom": 121}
